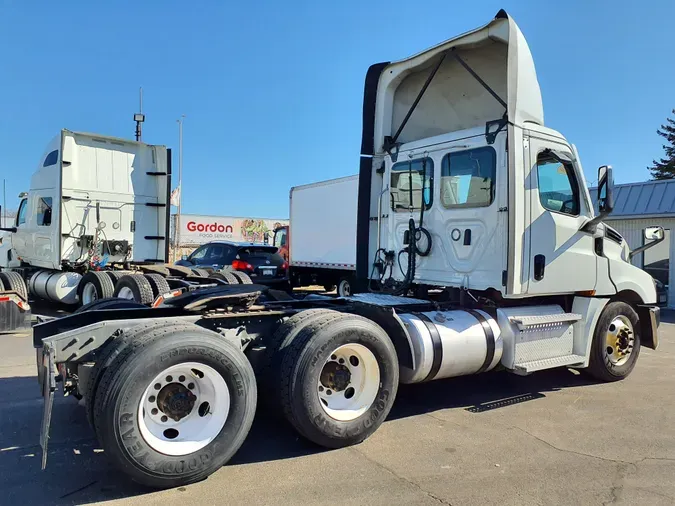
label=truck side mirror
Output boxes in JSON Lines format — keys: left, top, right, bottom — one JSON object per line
{"left": 644, "top": 226, "right": 664, "bottom": 242}
{"left": 629, "top": 225, "right": 666, "bottom": 260}
{"left": 597, "top": 165, "right": 614, "bottom": 214}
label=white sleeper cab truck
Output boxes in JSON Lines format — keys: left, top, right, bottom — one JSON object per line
{"left": 35, "top": 11, "right": 662, "bottom": 489}
{"left": 284, "top": 175, "right": 359, "bottom": 296}
{"left": 0, "top": 131, "right": 245, "bottom": 330}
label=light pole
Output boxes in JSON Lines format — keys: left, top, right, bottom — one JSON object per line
{"left": 175, "top": 115, "right": 185, "bottom": 259}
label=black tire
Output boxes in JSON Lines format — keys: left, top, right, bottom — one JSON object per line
{"left": 84, "top": 321, "right": 174, "bottom": 430}
{"left": 586, "top": 301, "right": 641, "bottom": 382}
{"left": 0, "top": 276, "right": 4, "bottom": 290}
{"left": 93, "top": 324, "right": 257, "bottom": 488}
{"left": 209, "top": 271, "right": 239, "bottom": 284}
{"left": 230, "top": 271, "right": 252, "bottom": 284}
{"left": 254, "top": 309, "right": 337, "bottom": 406}
{"left": 279, "top": 312, "right": 399, "bottom": 448}
{"left": 336, "top": 276, "right": 353, "bottom": 297}
{"left": 144, "top": 273, "right": 171, "bottom": 298}
{"left": 0, "top": 271, "right": 28, "bottom": 301}
{"left": 113, "top": 275, "right": 155, "bottom": 305}
{"left": 78, "top": 271, "right": 115, "bottom": 306}
{"left": 323, "top": 284, "right": 336, "bottom": 293}
{"left": 105, "top": 270, "right": 130, "bottom": 285}
{"left": 74, "top": 297, "right": 148, "bottom": 314}
{"left": 190, "top": 268, "right": 210, "bottom": 277}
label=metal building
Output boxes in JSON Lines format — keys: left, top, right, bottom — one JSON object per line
{"left": 593, "top": 179, "right": 675, "bottom": 308}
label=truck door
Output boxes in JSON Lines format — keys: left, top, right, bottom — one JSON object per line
{"left": 526, "top": 135, "right": 596, "bottom": 294}
{"left": 33, "top": 194, "right": 56, "bottom": 266}
{"left": 11, "top": 198, "right": 30, "bottom": 259}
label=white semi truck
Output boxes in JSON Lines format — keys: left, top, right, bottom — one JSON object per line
{"left": 0, "top": 130, "right": 240, "bottom": 331}
{"left": 34, "top": 11, "right": 663, "bottom": 489}
{"left": 277, "top": 175, "right": 359, "bottom": 296}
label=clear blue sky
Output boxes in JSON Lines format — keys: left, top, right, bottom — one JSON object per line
{"left": 1, "top": 0, "right": 673, "bottom": 218}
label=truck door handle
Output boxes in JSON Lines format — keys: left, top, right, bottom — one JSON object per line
{"left": 534, "top": 254, "right": 545, "bottom": 281}
{"left": 463, "top": 229, "right": 471, "bottom": 245}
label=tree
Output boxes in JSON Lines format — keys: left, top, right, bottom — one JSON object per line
{"left": 649, "top": 109, "right": 675, "bottom": 180}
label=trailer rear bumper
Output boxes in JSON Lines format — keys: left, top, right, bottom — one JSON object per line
{"left": 0, "top": 292, "right": 31, "bottom": 333}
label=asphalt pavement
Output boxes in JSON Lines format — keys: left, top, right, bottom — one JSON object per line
{"left": 0, "top": 311, "right": 674, "bottom": 506}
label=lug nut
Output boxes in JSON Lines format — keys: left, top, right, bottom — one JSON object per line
{"left": 161, "top": 415, "right": 168, "bottom": 422}
{"left": 166, "top": 375, "right": 173, "bottom": 382}
{"left": 154, "top": 383, "right": 161, "bottom": 390}
{"left": 179, "top": 375, "right": 186, "bottom": 382}
{"left": 149, "top": 396, "right": 156, "bottom": 403}
{"left": 188, "top": 383, "right": 195, "bottom": 390}
{"left": 151, "top": 408, "right": 158, "bottom": 415}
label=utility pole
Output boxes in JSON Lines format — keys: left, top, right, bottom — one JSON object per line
{"left": 2, "top": 179, "right": 6, "bottom": 227}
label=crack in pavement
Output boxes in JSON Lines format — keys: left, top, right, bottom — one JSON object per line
{"left": 602, "top": 462, "right": 637, "bottom": 506}
{"left": 515, "top": 426, "right": 635, "bottom": 465}
{"left": 349, "top": 447, "right": 453, "bottom": 506}
{"left": 515, "top": 426, "right": 675, "bottom": 505}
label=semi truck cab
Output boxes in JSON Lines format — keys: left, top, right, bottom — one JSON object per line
{"left": 358, "top": 10, "right": 659, "bottom": 307}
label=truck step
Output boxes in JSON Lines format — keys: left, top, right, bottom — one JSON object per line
{"left": 512, "top": 354, "right": 585, "bottom": 375}
{"left": 509, "top": 313, "right": 581, "bottom": 330}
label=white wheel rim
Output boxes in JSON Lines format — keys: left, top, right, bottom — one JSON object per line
{"left": 117, "top": 286, "right": 135, "bottom": 300}
{"left": 138, "top": 362, "right": 230, "bottom": 456}
{"left": 82, "top": 282, "right": 98, "bottom": 304}
{"left": 317, "top": 343, "right": 380, "bottom": 422}
{"left": 604, "top": 315, "right": 635, "bottom": 366}
{"left": 338, "top": 280, "right": 351, "bottom": 297}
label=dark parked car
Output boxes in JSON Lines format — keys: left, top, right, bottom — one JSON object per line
{"left": 176, "top": 241, "right": 289, "bottom": 287}
{"left": 655, "top": 279, "right": 668, "bottom": 306}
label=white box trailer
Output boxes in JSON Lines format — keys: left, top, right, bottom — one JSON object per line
{"left": 288, "top": 175, "right": 358, "bottom": 295}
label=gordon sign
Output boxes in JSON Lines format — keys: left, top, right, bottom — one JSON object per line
{"left": 173, "top": 214, "right": 288, "bottom": 246}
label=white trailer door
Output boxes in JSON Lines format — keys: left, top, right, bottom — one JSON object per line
{"left": 525, "top": 135, "right": 596, "bottom": 295}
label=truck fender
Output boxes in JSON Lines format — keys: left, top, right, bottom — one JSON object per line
{"left": 348, "top": 305, "right": 415, "bottom": 370}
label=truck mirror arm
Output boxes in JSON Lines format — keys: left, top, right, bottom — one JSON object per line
{"left": 628, "top": 235, "right": 666, "bottom": 260}
{"left": 580, "top": 210, "right": 610, "bottom": 235}
{"left": 0, "top": 227, "right": 17, "bottom": 233}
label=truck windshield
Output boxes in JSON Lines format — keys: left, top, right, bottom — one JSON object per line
{"left": 16, "top": 198, "right": 27, "bottom": 226}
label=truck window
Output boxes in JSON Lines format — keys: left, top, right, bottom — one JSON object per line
{"left": 440, "top": 147, "right": 496, "bottom": 208}
{"left": 536, "top": 154, "right": 580, "bottom": 216}
{"left": 390, "top": 158, "right": 433, "bottom": 212}
{"left": 43, "top": 150, "right": 59, "bottom": 167}
{"left": 274, "top": 228, "right": 287, "bottom": 248}
{"left": 16, "top": 198, "right": 27, "bottom": 226}
{"left": 37, "top": 197, "right": 52, "bottom": 226}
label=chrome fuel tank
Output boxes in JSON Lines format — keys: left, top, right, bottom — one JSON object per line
{"left": 397, "top": 310, "right": 502, "bottom": 384}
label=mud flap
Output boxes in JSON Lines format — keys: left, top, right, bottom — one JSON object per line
{"left": 39, "top": 345, "right": 56, "bottom": 470}
{"left": 0, "top": 293, "right": 31, "bottom": 333}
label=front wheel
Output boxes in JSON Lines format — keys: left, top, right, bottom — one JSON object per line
{"left": 279, "top": 312, "right": 398, "bottom": 448}
{"left": 93, "top": 324, "right": 257, "bottom": 488}
{"left": 586, "top": 301, "right": 641, "bottom": 382}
